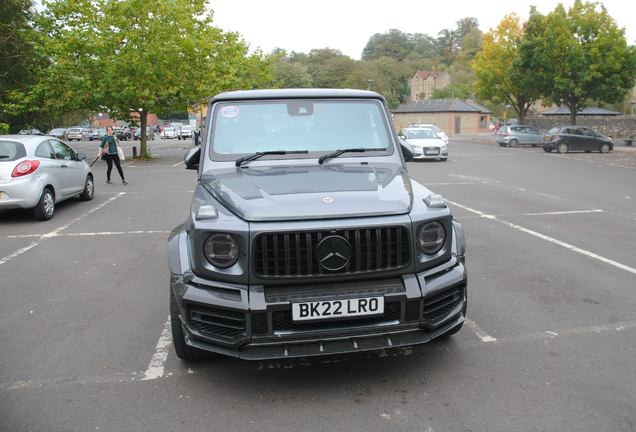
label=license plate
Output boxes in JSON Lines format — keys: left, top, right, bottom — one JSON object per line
{"left": 425, "top": 149, "right": 439, "bottom": 155}
{"left": 544, "top": 136, "right": 551, "bottom": 141}
{"left": 292, "top": 296, "right": 384, "bottom": 321}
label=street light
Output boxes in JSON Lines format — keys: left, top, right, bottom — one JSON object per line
{"left": 363, "top": 79, "right": 375, "bottom": 91}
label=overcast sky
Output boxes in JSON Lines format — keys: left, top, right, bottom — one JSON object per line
{"left": 208, "top": 0, "right": 636, "bottom": 60}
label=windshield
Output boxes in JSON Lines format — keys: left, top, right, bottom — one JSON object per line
{"left": 209, "top": 100, "right": 392, "bottom": 161}
{"left": 406, "top": 129, "right": 439, "bottom": 139}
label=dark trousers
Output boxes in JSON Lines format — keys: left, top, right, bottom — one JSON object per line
{"left": 104, "top": 153, "right": 125, "bottom": 181}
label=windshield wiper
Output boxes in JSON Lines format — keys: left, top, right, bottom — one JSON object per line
{"left": 236, "top": 150, "right": 308, "bottom": 167}
{"left": 318, "top": 148, "right": 383, "bottom": 164}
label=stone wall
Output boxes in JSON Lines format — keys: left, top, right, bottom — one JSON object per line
{"left": 525, "top": 116, "right": 636, "bottom": 138}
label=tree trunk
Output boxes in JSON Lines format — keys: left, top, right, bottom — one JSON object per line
{"left": 569, "top": 107, "right": 577, "bottom": 125}
{"left": 139, "top": 110, "right": 148, "bottom": 157}
{"left": 517, "top": 103, "right": 526, "bottom": 125}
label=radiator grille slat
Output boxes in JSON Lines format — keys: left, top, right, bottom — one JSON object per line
{"left": 254, "top": 227, "right": 410, "bottom": 278}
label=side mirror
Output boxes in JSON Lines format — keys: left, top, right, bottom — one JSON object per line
{"left": 400, "top": 141, "right": 414, "bottom": 163}
{"left": 184, "top": 147, "right": 201, "bottom": 170}
{"left": 77, "top": 153, "right": 86, "bottom": 161}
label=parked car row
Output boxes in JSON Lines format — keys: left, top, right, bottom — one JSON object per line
{"left": 496, "top": 125, "right": 613, "bottom": 153}
{"left": 25, "top": 126, "right": 159, "bottom": 142}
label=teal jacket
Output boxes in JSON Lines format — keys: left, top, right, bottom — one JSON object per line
{"left": 100, "top": 135, "right": 117, "bottom": 153}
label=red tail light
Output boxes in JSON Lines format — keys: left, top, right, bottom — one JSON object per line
{"left": 12, "top": 160, "right": 40, "bottom": 177}
{"left": 504, "top": 131, "right": 509, "bottom": 137}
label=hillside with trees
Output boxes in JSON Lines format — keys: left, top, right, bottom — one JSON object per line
{"left": 271, "top": 19, "right": 485, "bottom": 110}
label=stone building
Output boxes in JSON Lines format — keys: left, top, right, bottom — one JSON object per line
{"left": 393, "top": 99, "right": 492, "bottom": 135}
{"left": 407, "top": 68, "right": 451, "bottom": 102}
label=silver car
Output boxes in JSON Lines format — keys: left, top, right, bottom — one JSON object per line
{"left": 0, "top": 135, "right": 94, "bottom": 220}
{"left": 496, "top": 125, "right": 544, "bottom": 147}
{"left": 399, "top": 127, "right": 448, "bottom": 161}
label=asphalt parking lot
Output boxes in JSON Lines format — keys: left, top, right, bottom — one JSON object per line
{"left": 1, "top": 136, "right": 635, "bottom": 431}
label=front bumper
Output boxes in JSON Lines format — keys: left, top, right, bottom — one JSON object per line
{"left": 411, "top": 147, "right": 448, "bottom": 160}
{"left": 171, "top": 258, "right": 467, "bottom": 360}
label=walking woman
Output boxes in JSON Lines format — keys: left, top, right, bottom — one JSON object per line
{"left": 96, "top": 126, "right": 128, "bottom": 185}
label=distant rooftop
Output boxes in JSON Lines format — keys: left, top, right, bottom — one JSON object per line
{"left": 393, "top": 99, "right": 488, "bottom": 113}
{"left": 539, "top": 106, "right": 621, "bottom": 116}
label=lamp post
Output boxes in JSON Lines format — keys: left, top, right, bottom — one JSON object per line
{"left": 363, "top": 79, "right": 375, "bottom": 91}
{"left": 631, "top": 101, "right": 635, "bottom": 116}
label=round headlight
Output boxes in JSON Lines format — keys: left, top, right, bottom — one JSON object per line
{"left": 203, "top": 233, "right": 239, "bottom": 269}
{"left": 418, "top": 221, "right": 446, "bottom": 255}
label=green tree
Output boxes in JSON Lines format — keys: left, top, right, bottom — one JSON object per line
{"left": 362, "top": 29, "right": 413, "bottom": 61}
{"left": 411, "top": 33, "right": 440, "bottom": 58}
{"left": 274, "top": 62, "right": 313, "bottom": 88}
{"left": 21, "top": 0, "right": 275, "bottom": 157}
{"left": 472, "top": 13, "right": 539, "bottom": 125}
{"left": 430, "top": 83, "right": 471, "bottom": 100}
{"left": 0, "top": 0, "right": 46, "bottom": 132}
{"left": 521, "top": 1, "right": 636, "bottom": 125}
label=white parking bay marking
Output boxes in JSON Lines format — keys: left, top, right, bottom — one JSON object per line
{"left": 0, "top": 193, "right": 126, "bottom": 266}
{"left": 446, "top": 199, "right": 636, "bottom": 276}
{"left": 464, "top": 318, "right": 497, "bottom": 342}
{"left": 142, "top": 317, "right": 172, "bottom": 380}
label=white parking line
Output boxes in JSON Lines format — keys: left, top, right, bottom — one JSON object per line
{"left": 446, "top": 199, "right": 636, "bottom": 275}
{"left": 142, "top": 318, "right": 172, "bottom": 380}
{"left": 523, "top": 209, "right": 604, "bottom": 216}
{"left": 0, "top": 193, "right": 126, "bottom": 266}
{"left": 464, "top": 318, "right": 497, "bottom": 342}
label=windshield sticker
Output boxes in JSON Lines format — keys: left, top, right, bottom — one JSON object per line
{"left": 221, "top": 106, "right": 239, "bottom": 117}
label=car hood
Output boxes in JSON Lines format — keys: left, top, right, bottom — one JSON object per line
{"left": 405, "top": 138, "right": 445, "bottom": 147}
{"left": 200, "top": 164, "right": 414, "bottom": 222}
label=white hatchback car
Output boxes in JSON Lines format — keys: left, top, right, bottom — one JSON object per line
{"left": 399, "top": 127, "right": 448, "bottom": 161}
{"left": 0, "top": 135, "right": 94, "bottom": 220}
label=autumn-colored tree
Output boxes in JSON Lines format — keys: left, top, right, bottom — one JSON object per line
{"left": 471, "top": 13, "right": 539, "bottom": 125}
{"left": 19, "top": 0, "right": 275, "bottom": 157}
{"left": 521, "top": 1, "right": 636, "bottom": 125}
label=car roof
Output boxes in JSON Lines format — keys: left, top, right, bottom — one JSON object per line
{"left": 211, "top": 88, "right": 385, "bottom": 103}
{"left": 0, "top": 135, "right": 45, "bottom": 143}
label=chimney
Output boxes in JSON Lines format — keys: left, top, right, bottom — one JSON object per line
{"left": 432, "top": 66, "right": 436, "bottom": 73}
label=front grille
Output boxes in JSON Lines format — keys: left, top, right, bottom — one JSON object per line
{"left": 254, "top": 227, "right": 410, "bottom": 278}
{"left": 422, "top": 285, "right": 462, "bottom": 322}
{"left": 188, "top": 305, "right": 246, "bottom": 339}
{"left": 272, "top": 302, "right": 400, "bottom": 332}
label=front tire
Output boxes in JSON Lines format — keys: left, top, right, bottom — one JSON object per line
{"left": 79, "top": 175, "right": 94, "bottom": 201}
{"left": 556, "top": 142, "right": 568, "bottom": 154}
{"left": 599, "top": 143, "right": 610, "bottom": 153}
{"left": 170, "top": 283, "right": 216, "bottom": 360}
{"left": 440, "top": 157, "right": 448, "bottom": 161}
{"left": 34, "top": 188, "right": 55, "bottom": 221}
